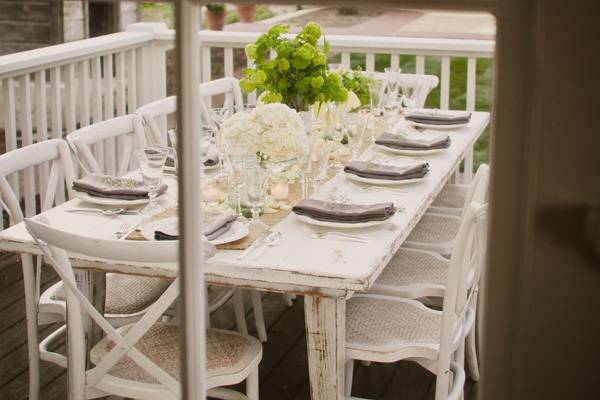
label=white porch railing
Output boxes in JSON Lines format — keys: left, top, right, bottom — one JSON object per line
{"left": 0, "top": 22, "right": 494, "bottom": 227}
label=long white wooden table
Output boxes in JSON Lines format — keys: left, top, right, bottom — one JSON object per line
{"left": 0, "top": 111, "right": 489, "bottom": 399}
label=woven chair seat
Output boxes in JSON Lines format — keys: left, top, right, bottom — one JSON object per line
{"left": 52, "top": 273, "right": 171, "bottom": 315}
{"left": 346, "top": 296, "right": 441, "bottom": 355}
{"left": 370, "top": 248, "right": 449, "bottom": 296}
{"left": 404, "top": 213, "right": 461, "bottom": 257}
{"left": 431, "top": 184, "right": 468, "bottom": 210}
{"left": 90, "top": 323, "right": 262, "bottom": 384}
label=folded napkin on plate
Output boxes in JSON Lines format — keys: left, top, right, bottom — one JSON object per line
{"left": 292, "top": 199, "right": 396, "bottom": 223}
{"left": 154, "top": 213, "right": 237, "bottom": 241}
{"left": 375, "top": 132, "right": 451, "bottom": 150}
{"left": 72, "top": 174, "right": 167, "bottom": 200}
{"left": 405, "top": 111, "right": 471, "bottom": 125}
{"left": 344, "top": 160, "right": 429, "bottom": 180}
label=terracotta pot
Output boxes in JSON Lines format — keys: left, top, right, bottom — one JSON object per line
{"left": 236, "top": 4, "right": 256, "bottom": 23}
{"left": 206, "top": 9, "right": 225, "bottom": 31}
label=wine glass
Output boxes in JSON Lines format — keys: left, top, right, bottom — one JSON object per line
{"left": 344, "top": 112, "right": 371, "bottom": 159}
{"left": 242, "top": 163, "right": 270, "bottom": 232}
{"left": 368, "top": 80, "right": 384, "bottom": 116}
{"left": 223, "top": 141, "right": 253, "bottom": 217}
{"left": 384, "top": 67, "right": 402, "bottom": 96}
{"left": 310, "top": 141, "right": 332, "bottom": 196}
{"left": 167, "top": 129, "right": 178, "bottom": 175}
{"left": 209, "top": 106, "right": 234, "bottom": 131}
{"left": 326, "top": 102, "right": 345, "bottom": 170}
{"left": 135, "top": 146, "right": 169, "bottom": 216}
{"left": 400, "top": 80, "right": 423, "bottom": 111}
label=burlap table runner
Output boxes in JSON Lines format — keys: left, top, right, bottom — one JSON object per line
{"left": 127, "top": 117, "right": 384, "bottom": 250}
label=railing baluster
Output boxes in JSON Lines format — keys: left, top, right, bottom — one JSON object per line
{"left": 126, "top": 48, "right": 137, "bottom": 113}
{"left": 115, "top": 52, "right": 127, "bottom": 169}
{"left": 50, "top": 66, "right": 65, "bottom": 203}
{"left": 2, "top": 78, "right": 19, "bottom": 203}
{"left": 19, "top": 74, "right": 36, "bottom": 217}
{"left": 390, "top": 54, "right": 400, "bottom": 70}
{"left": 78, "top": 60, "right": 90, "bottom": 128}
{"left": 35, "top": 71, "right": 49, "bottom": 202}
{"left": 341, "top": 52, "right": 351, "bottom": 69}
{"left": 440, "top": 56, "right": 450, "bottom": 110}
{"left": 464, "top": 57, "right": 477, "bottom": 183}
{"left": 91, "top": 57, "right": 104, "bottom": 171}
{"left": 224, "top": 47, "right": 234, "bottom": 77}
{"left": 103, "top": 54, "right": 116, "bottom": 176}
{"left": 366, "top": 53, "right": 375, "bottom": 71}
{"left": 64, "top": 62, "right": 78, "bottom": 187}
{"left": 416, "top": 55, "right": 425, "bottom": 74}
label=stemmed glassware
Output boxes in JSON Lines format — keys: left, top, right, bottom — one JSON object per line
{"left": 344, "top": 112, "right": 371, "bottom": 159}
{"left": 242, "top": 162, "right": 270, "bottom": 232}
{"left": 384, "top": 67, "right": 402, "bottom": 96}
{"left": 326, "top": 102, "right": 346, "bottom": 170}
{"left": 135, "top": 146, "right": 169, "bottom": 216}
{"left": 208, "top": 106, "right": 234, "bottom": 131}
{"left": 222, "top": 141, "right": 253, "bottom": 217}
{"left": 368, "top": 80, "right": 384, "bottom": 117}
{"left": 310, "top": 141, "right": 332, "bottom": 196}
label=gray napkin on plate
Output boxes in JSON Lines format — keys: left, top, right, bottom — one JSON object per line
{"left": 375, "top": 132, "right": 451, "bottom": 150}
{"left": 154, "top": 213, "right": 237, "bottom": 241}
{"left": 72, "top": 174, "right": 168, "bottom": 200}
{"left": 344, "top": 160, "right": 429, "bottom": 180}
{"left": 292, "top": 199, "right": 396, "bottom": 223}
{"left": 405, "top": 111, "right": 471, "bottom": 125}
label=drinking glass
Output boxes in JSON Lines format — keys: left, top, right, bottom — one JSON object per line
{"left": 298, "top": 133, "right": 316, "bottom": 198}
{"left": 400, "top": 80, "right": 422, "bottom": 111}
{"left": 135, "top": 146, "right": 169, "bottom": 216}
{"left": 368, "top": 80, "right": 384, "bottom": 116}
{"left": 310, "top": 141, "right": 332, "bottom": 196}
{"left": 326, "top": 102, "right": 345, "bottom": 170}
{"left": 223, "top": 141, "right": 253, "bottom": 217}
{"left": 384, "top": 67, "right": 402, "bottom": 96}
{"left": 209, "top": 106, "right": 234, "bottom": 131}
{"left": 167, "top": 129, "right": 178, "bottom": 175}
{"left": 344, "top": 112, "right": 371, "bottom": 159}
{"left": 242, "top": 163, "right": 270, "bottom": 232}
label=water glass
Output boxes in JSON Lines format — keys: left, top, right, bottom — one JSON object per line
{"left": 310, "top": 141, "right": 332, "bottom": 196}
{"left": 344, "top": 113, "right": 371, "bottom": 159}
{"left": 384, "top": 67, "right": 402, "bottom": 96}
{"left": 368, "top": 80, "right": 384, "bottom": 116}
{"left": 242, "top": 163, "right": 270, "bottom": 231}
{"left": 209, "top": 106, "right": 234, "bottom": 130}
{"left": 135, "top": 146, "right": 169, "bottom": 215}
{"left": 167, "top": 129, "right": 178, "bottom": 175}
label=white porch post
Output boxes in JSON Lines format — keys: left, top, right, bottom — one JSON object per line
{"left": 175, "top": 1, "right": 207, "bottom": 400}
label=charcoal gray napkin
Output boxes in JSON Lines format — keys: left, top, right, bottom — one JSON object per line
{"left": 72, "top": 174, "right": 167, "bottom": 200}
{"left": 344, "top": 160, "right": 429, "bottom": 180}
{"left": 375, "top": 132, "right": 451, "bottom": 150}
{"left": 154, "top": 213, "right": 237, "bottom": 241}
{"left": 292, "top": 199, "right": 396, "bottom": 223}
{"left": 405, "top": 111, "right": 471, "bottom": 125}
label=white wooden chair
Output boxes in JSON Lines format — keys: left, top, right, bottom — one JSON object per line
{"left": 429, "top": 164, "right": 490, "bottom": 216}
{"left": 136, "top": 77, "right": 245, "bottom": 146}
{"left": 371, "top": 72, "right": 440, "bottom": 108}
{"left": 25, "top": 217, "right": 262, "bottom": 400}
{"left": 65, "top": 114, "right": 147, "bottom": 177}
{"left": 344, "top": 202, "right": 488, "bottom": 400}
{"left": 402, "top": 164, "right": 490, "bottom": 257}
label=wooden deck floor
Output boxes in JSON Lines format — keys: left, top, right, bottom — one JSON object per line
{"left": 0, "top": 253, "right": 476, "bottom": 400}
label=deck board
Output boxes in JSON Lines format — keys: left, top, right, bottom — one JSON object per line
{"left": 0, "top": 253, "right": 476, "bottom": 399}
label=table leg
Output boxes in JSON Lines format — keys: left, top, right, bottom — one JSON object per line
{"left": 304, "top": 295, "right": 346, "bottom": 400}
{"left": 86, "top": 271, "right": 106, "bottom": 368}
{"left": 21, "top": 254, "right": 40, "bottom": 400}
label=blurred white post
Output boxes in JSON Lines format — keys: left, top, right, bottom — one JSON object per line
{"left": 176, "top": 1, "right": 207, "bottom": 399}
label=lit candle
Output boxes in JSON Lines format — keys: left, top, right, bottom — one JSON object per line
{"left": 271, "top": 182, "right": 289, "bottom": 200}
{"left": 202, "top": 184, "right": 222, "bottom": 203}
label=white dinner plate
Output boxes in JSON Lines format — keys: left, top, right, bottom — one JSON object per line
{"left": 375, "top": 144, "right": 447, "bottom": 156}
{"left": 294, "top": 214, "right": 389, "bottom": 229}
{"left": 74, "top": 191, "right": 153, "bottom": 207}
{"left": 345, "top": 172, "right": 425, "bottom": 186}
{"left": 139, "top": 217, "right": 249, "bottom": 245}
{"left": 409, "top": 121, "right": 469, "bottom": 130}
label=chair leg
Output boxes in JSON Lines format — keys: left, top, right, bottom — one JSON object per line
{"left": 465, "top": 328, "right": 480, "bottom": 381}
{"left": 455, "top": 342, "right": 466, "bottom": 400}
{"left": 22, "top": 255, "right": 40, "bottom": 400}
{"left": 344, "top": 359, "right": 354, "bottom": 397}
{"left": 246, "top": 366, "right": 259, "bottom": 400}
{"left": 233, "top": 289, "right": 248, "bottom": 335}
{"left": 251, "top": 290, "right": 267, "bottom": 342}
{"left": 435, "top": 369, "right": 451, "bottom": 400}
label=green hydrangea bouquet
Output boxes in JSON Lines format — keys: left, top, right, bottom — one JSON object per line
{"left": 240, "top": 22, "right": 348, "bottom": 112}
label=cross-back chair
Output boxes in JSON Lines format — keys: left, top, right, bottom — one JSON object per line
{"left": 66, "top": 114, "right": 147, "bottom": 177}
{"left": 429, "top": 163, "right": 490, "bottom": 216}
{"left": 136, "top": 77, "right": 245, "bottom": 146}
{"left": 25, "top": 217, "right": 262, "bottom": 400}
{"left": 344, "top": 202, "right": 488, "bottom": 400}
{"left": 0, "top": 139, "right": 75, "bottom": 400}
{"left": 371, "top": 72, "right": 440, "bottom": 108}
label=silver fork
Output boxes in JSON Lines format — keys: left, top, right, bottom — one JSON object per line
{"left": 303, "top": 227, "right": 368, "bottom": 243}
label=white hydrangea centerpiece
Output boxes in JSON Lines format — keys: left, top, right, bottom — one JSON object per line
{"left": 221, "top": 103, "right": 305, "bottom": 162}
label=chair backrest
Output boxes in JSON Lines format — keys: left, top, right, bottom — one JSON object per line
{"left": 463, "top": 163, "right": 490, "bottom": 210}
{"left": 438, "top": 202, "right": 488, "bottom": 365}
{"left": 24, "top": 216, "right": 216, "bottom": 398}
{"left": 136, "top": 77, "right": 245, "bottom": 146}
{"left": 0, "top": 139, "right": 75, "bottom": 226}
{"left": 66, "top": 114, "right": 147, "bottom": 177}
{"left": 371, "top": 72, "right": 439, "bottom": 108}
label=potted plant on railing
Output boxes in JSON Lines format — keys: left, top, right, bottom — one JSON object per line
{"left": 236, "top": 3, "right": 257, "bottom": 22}
{"left": 205, "top": 3, "right": 226, "bottom": 31}
{"left": 239, "top": 23, "right": 348, "bottom": 130}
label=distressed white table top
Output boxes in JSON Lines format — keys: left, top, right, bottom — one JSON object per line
{"left": 0, "top": 112, "right": 489, "bottom": 296}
